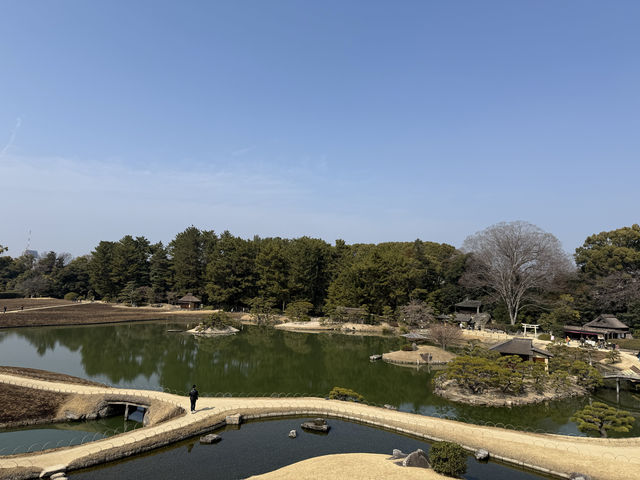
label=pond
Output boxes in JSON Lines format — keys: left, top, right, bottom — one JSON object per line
{"left": 0, "top": 322, "right": 638, "bottom": 438}
{"left": 0, "top": 416, "right": 140, "bottom": 455}
{"left": 70, "top": 417, "right": 551, "bottom": 480}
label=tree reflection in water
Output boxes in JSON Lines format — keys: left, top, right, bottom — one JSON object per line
{"left": 2, "top": 323, "right": 638, "bottom": 436}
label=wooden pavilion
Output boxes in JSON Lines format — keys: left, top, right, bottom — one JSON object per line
{"left": 490, "top": 338, "right": 553, "bottom": 369}
{"left": 177, "top": 294, "right": 202, "bottom": 310}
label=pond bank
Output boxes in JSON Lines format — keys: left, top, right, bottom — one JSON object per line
{"left": 382, "top": 345, "right": 455, "bottom": 366}
{"left": 246, "top": 453, "right": 449, "bottom": 480}
{"left": 1, "top": 372, "right": 639, "bottom": 480}
{"left": 434, "top": 381, "right": 587, "bottom": 407}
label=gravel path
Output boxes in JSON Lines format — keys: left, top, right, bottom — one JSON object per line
{"left": 0, "top": 373, "right": 638, "bottom": 480}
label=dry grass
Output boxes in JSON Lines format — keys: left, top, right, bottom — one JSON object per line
{"left": 0, "top": 367, "right": 105, "bottom": 387}
{"left": 0, "top": 298, "right": 72, "bottom": 312}
{"left": 0, "top": 466, "right": 41, "bottom": 480}
{"left": 0, "top": 302, "right": 208, "bottom": 328}
{"left": 0, "top": 383, "right": 70, "bottom": 426}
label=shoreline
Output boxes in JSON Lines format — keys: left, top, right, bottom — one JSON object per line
{"left": 433, "top": 381, "right": 588, "bottom": 407}
{"left": 1, "top": 371, "right": 640, "bottom": 480}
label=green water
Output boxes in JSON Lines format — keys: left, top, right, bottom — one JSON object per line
{"left": 0, "top": 322, "right": 638, "bottom": 437}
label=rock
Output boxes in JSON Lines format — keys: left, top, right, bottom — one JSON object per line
{"left": 383, "top": 404, "right": 397, "bottom": 410}
{"left": 301, "top": 418, "right": 330, "bottom": 432}
{"left": 474, "top": 449, "right": 490, "bottom": 461}
{"left": 50, "top": 473, "right": 67, "bottom": 480}
{"left": 225, "top": 413, "right": 243, "bottom": 425}
{"left": 199, "top": 434, "right": 221, "bottom": 444}
{"left": 289, "top": 429, "right": 297, "bottom": 438}
{"left": 143, "top": 409, "right": 150, "bottom": 427}
{"left": 402, "top": 449, "right": 430, "bottom": 468}
{"left": 369, "top": 354, "right": 382, "bottom": 361}
{"left": 85, "top": 413, "right": 98, "bottom": 420}
{"left": 569, "top": 474, "right": 592, "bottom": 480}
{"left": 39, "top": 465, "right": 66, "bottom": 478}
{"left": 64, "top": 411, "right": 82, "bottom": 421}
{"left": 391, "top": 449, "right": 407, "bottom": 459}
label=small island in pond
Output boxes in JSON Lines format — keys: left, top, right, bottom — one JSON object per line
{"left": 187, "top": 311, "right": 241, "bottom": 336}
{"left": 433, "top": 341, "right": 603, "bottom": 406}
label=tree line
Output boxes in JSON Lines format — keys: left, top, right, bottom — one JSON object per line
{"left": 1, "top": 222, "right": 640, "bottom": 332}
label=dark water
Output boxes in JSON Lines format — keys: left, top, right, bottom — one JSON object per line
{"left": 0, "top": 322, "right": 638, "bottom": 437}
{"left": 70, "top": 417, "right": 550, "bottom": 480}
{"left": 0, "top": 416, "right": 139, "bottom": 454}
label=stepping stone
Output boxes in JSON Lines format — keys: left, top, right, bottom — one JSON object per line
{"left": 199, "top": 434, "right": 221, "bottom": 444}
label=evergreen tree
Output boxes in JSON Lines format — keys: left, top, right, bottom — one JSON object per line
{"left": 205, "top": 231, "right": 258, "bottom": 309}
{"left": 149, "top": 242, "right": 171, "bottom": 303}
{"left": 169, "top": 226, "right": 216, "bottom": 299}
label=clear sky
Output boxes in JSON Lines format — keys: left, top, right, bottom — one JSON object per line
{"left": 1, "top": 0, "right": 638, "bottom": 257}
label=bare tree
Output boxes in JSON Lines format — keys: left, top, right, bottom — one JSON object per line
{"left": 462, "top": 221, "right": 573, "bottom": 325}
{"left": 399, "top": 300, "right": 434, "bottom": 328}
{"left": 428, "top": 323, "right": 462, "bottom": 350}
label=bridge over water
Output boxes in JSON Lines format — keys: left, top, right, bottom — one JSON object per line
{"left": 1, "top": 373, "right": 639, "bottom": 480}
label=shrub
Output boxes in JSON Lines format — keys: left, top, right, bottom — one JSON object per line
{"left": 285, "top": 301, "right": 313, "bottom": 322}
{"left": 381, "top": 327, "right": 393, "bottom": 335}
{"left": 572, "top": 402, "right": 635, "bottom": 438}
{"left": 429, "top": 441, "right": 467, "bottom": 476}
{"left": 328, "top": 387, "right": 365, "bottom": 403}
{"left": 0, "top": 292, "right": 22, "bottom": 299}
{"left": 607, "top": 349, "right": 621, "bottom": 364}
{"left": 617, "top": 338, "right": 640, "bottom": 350}
{"left": 401, "top": 344, "right": 414, "bottom": 351}
{"left": 537, "top": 333, "right": 551, "bottom": 341}
{"left": 64, "top": 292, "right": 79, "bottom": 301}
{"left": 491, "top": 323, "right": 522, "bottom": 334}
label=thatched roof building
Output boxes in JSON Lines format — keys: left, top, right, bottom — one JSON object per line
{"left": 564, "top": 314, "right": 630, "bottom": 340}
{"left": 178, "top": 294, "right": 201, "bottom": 309}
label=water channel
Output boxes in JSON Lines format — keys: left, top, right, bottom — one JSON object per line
{"left": 70, "top": 417, "right": 550, "bottom": 480}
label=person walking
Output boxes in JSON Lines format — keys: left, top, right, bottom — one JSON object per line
{"left": 189, "top": 384, "right": 199, "bottom": 413}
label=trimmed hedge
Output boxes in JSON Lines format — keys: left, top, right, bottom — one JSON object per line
{"left": 0, "top": 292, "right": 22, "bottom": 299}
{"left": 616, "top": 338, "right": 640, "bottom": 350}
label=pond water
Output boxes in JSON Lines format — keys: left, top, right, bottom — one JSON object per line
{"left": 0, "top": 322, "right": 638, "bottom": 439}
{"left": 0, "top": 416, "right": 139, "bottom": 455}
{"left": 70, "top": 417, "right": 550, "bottom": 480}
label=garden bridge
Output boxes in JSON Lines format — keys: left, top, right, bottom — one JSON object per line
{"left": 0, "top": 372, "right": 639, "bottom": 480}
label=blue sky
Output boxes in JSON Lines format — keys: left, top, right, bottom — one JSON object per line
{"left": 1, "top": 0, "right": 638, "bottom": 257}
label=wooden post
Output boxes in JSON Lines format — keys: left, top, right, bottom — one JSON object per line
{"left": 124, "top": 404, "right": 129, "bottom": 420}
{"left": 616, "top": 377, "right": 620, "bottom": 404}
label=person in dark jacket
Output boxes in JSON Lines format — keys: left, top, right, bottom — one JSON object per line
{"left": 189, "top": 385, "right": 199, "bottom": 413}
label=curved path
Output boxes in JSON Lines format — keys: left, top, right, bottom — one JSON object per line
{"left": 0, "top": 373, "right": 638, "bottom": 480}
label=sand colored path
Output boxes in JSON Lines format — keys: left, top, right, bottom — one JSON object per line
{"left": 0, "top": 303, "right": 84, "bottom": 315}
{"left": 0, "top": 373, "right": 639, "bottom": 480}
{"left": 246, "top": 453, "right": 449, "bottom": 480}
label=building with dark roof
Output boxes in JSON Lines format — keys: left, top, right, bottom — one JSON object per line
{"left": 490, "top": 338, "right": 552, "bottom": 368}
{"left": 564, "top": 314, "right": 630, "bottom": 341}
{"left": 178, "top": 294, "right": 201, "bottom": 309}
{"left": 452, "top": 299, "right": 491, "bottom": 330}
{"left": 455, "top": 299, "right": 482, "bottom": 315}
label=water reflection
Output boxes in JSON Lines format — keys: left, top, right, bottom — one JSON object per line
{"left": 1, "top": 323, "right": 638, "bottom": 436}
{"left": 71, "top": 418, "right": 550, "bottom": 480}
